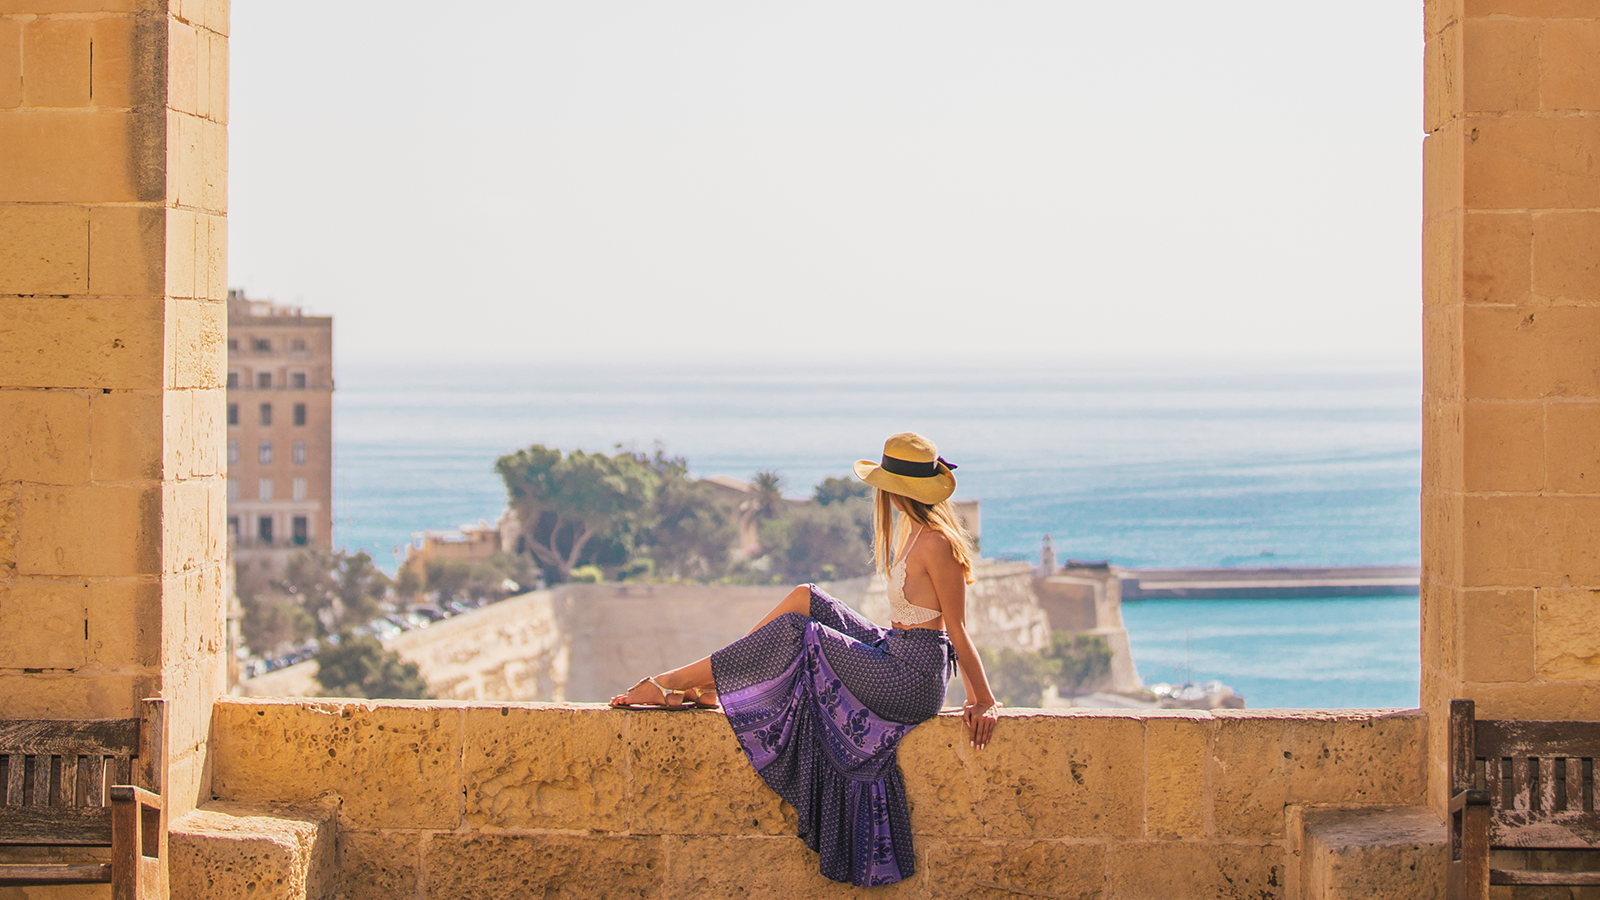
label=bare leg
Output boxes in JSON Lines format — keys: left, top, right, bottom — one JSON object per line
{"left": 610, "top": 584, "right": 813, "bottom": 707}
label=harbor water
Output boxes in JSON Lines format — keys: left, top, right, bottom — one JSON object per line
{"left": 334, "top": 359, "right": 1422, "bottom": 708}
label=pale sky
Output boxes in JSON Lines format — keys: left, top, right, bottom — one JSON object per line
{"left": 229, "top": 2, "right": 1423, "bottom": 367}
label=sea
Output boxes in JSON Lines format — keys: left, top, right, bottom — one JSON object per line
{"left": 333, "top": 359, "right": 1422, "bottom": 709}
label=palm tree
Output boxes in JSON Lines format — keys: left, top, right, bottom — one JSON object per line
{"left": 751, "top": 470, "right": 786, "bottom": 520}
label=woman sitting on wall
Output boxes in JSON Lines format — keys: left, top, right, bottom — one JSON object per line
{"left": 610, "top": 432, "right": 1000, "bottom": 887}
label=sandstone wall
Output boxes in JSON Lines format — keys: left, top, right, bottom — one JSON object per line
{"left": 0, "top": 5, "right": 230, "bottom": 899}
{"left": 1421, "top": 0, "right": 1600, "bottom": 813}
{"left": 209, "top": 699, "right": 1427, "bottom": 899}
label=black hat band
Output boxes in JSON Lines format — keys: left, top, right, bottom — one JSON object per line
{"left": 880, "top": 454, "right": 957, "bottom": 478}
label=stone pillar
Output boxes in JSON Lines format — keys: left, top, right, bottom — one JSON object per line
{"left": 0, "top": 0, "right": 229, "bottom": 836}
{"left": 1422, "top": 0, "right": 1600, "bottom": 811}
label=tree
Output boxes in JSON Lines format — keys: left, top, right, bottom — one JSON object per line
{"left": 314, "top": 634, "right": 430, "bottom": 699}
{"left": 978, "top": 647, "right": 1058, "bottom": 708}
{"left": 240, "top": 593, "right": 315, "bottom": 659}
{"left": 750, "top": 470, "right": 786, "bottom": 520}
{"left": 282, "top": 548, "right": 390, "bottom": 637}
{"left": 646, "top": 477, "right": 739, "bottom": 580}
{"left": 813, "top": 475, "right": 869, "bottom": 506}
{"left": 1044, "top": 632, "right": 1114, "bottom": 696}
{"left": 765, "top": 502, "right": 874, "bottom": 583}
{"left": 422, "top": 552, "right": 538, "bottom": 605}
{"left": 495, "top": 445, "right": 661, "bottom": 582}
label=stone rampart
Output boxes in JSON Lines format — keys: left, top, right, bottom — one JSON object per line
{"left": 210, "top": 699, "right": 1427, "bottom": 898}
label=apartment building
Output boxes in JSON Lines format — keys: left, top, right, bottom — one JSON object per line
{"left": 226, "top": 290, "right": 334, "bottom": 569}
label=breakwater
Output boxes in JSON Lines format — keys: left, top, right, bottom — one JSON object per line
{"left": 1120, "top": 565, "right": 1420, "bottom": 600}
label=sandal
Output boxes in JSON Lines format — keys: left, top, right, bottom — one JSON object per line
{"left": 609, "top": 676, "right": 690, "bottom": 710}
{"left": 683, "top": 686, "right": 720, "bottom": 710}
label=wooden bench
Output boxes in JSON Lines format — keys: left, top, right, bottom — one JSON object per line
{"left": 0, "top": 699, "right": 164, "bottom": 900}
{"left": 1448, "top": 698, "right": 1600, "bottom": 899}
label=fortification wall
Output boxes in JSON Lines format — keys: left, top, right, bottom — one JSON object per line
{"left": 210, "top": 699, "right": 1429, "bottom": 899}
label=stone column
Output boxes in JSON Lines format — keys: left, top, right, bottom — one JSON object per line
{"left": 1423, "top": 0, "right": 1600, "bottom": 811}
{"left": 0, "top": 0, "right": 229, "bottom": 833}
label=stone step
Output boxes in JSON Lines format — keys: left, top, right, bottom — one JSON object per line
{"left": 169, "top": 801, "right": 336, "bottom": 900}
{"left": 1299, "top": 806, "right": 1447, "bottom": 900}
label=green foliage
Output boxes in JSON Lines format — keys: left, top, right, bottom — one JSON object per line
{"left": 763, "top": 501, "right": 874, "bottom": 583}
{"left": 750, "top": 469, "right": 786, "bottom": 520}
{"left": 645, "top": 477, "right": 738, "bottom": 580}
{"left": 314, "top": 634, "right": 430, "bottom": 699}
{"left": 979, "top": 647, "right": 1059, "bottom": 708}
{"left": 491, "top": 444, "right": 880, "bottom": 585}
{"left": 977, "top": 631, "right": 1115, "bottom": 707}
{"left": 236, "top": 549, "right": 389, "bottom": 657}
{"left": 569, "top": 565, "right": 605, "bottom": 583}
{"left": 813, "top": 475, "right": 869, "bottom": 506}
{"left": 1046, "top": 632, "right": 1114, "bottom": 695}
{"left": 239, "top": 592, "right": 315, "bottom": 659}
{"left": 282, "top": 548, "right": 390, "bottom": 637}
{"left": 494, "top": 444, "right": 664, "bottom": 581}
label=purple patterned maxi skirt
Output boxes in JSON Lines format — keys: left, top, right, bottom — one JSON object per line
{"left": 710, "top": 584, "right": 955, "bottom": 886}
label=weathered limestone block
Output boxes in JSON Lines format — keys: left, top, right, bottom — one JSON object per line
{"left": 0, "top": 581, "right": 86, "bottom": 668}
{"left": 1535, "top": 588, "right": 1600, "bottom": 681}
{"left": 1459, "top": 588, "right": 1536, "bottom": 684}
{"left": 0, "top": 389, "right": 90, "bottom": 484}
{"left": 1144, "top": 710, "right": 1210, "bottom": 838}
{"left": 463, "top": 705, "right": 631, "bottom": 832}
{"left": 1107, "top": 841, "right": 1284, "bottom": 900}
{"left": 921, "top": 839, "right": 1106, "bottom": 899}
{"left": 169, "top": 801, "right": 336, "bottom": 900}
{"left": 1300, "top": 806, "right": 1446, "bottom": 900}
{"left": 0, "top": 204, "right": 88, "bottom": 294}
{"left": 422, "top": 833, "right": 662, "bottom": 900}
{"left": 211, "top": 700, "right": 463, "bottom": 830}
{"left": 625, "top": 708, "right": 794, "bottom": 836}
{"left": 0, "top": 296, "right": 165, "bottom": 390}
{"left": 662, "top": 835, "right": 870, "bottom": 900}
{"left": 963, "top": 710, "right": 1146, "bottom": 840}
{"left": 332, "top": 831, "right": 419, "bottom": 900}
{"left": 16, "top": 483, "right": 159, "bottom": 577}
{"left": 1211, "top": 710, "right": 1427, "bottom": 839}
{"left": 899, "top": 716, "right": 985, "bottom": 838}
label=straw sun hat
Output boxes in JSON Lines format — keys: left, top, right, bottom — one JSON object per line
{"left": 853, "top": 432, "right": 958, "bottom": 505}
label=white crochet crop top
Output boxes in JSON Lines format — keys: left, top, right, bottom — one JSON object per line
{"left": 889, "top": 527, "right": 942, "bottom": 626}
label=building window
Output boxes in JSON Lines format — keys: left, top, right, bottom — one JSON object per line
{"left": 259, "top": 478, "right": 273, "bottom": 501}
{"left": 259, "top": 403, "right": 272, "bottom": 426}
{"left": 291, "top": 372, "right": 307, "bottom": 390}
{"left": 290, "top": 338, "right": 306, "bottom": 352}
{"left": 292, "top": 516, "right": 309, "bottom": 546}
{"left": 292, "top": 477, "right": 307, "bottom": 501}
{"left": 228, "top": 338, "right": 239, "bottom": 352}
{"left": 258, "top": 441, "right": 273, "bottom": 464}
{"left": 256, "top": 371, "right": 272, "bottom": 389}
{"left": 253, "top": 338, "right": 271, "bottom": 352}
{"left": 227, "top": 404, "right": 238, "bottom": 426}
{"left": 292, "top": 441, "right": 307, "bottom": 465}
{"left": 227, "top": 478, "right": 239, "bottom": 501}
{"left": 293, "top": 403, "right": 307, "bottom": 426}
{"left": 227, "top": 371, "right": 239, "bottom": 389}
{"left": 258, "top": 516, "right": 273, "bottom": 544}
{"left": 227, "top": 516, "right": 239, "bottom": 538}
{"left": 227, "top": 441, "right": 238, "bottom": 464}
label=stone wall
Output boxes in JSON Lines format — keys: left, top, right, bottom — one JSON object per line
{"left": 0, "top": 0, "right": 230, "bottom": 863}
{"left": 1421, "top": 0, "right": 1600, "bottom": 813}
{"left": 209, "top": 699, "right": 1427, "bottom": 899}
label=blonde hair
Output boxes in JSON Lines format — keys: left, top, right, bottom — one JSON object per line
{"left": 873, "top": 489, "right": 977, "bottom": 585}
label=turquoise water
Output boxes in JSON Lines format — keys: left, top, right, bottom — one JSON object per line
{"left": 332, "top": 359, "right": 1422, "bottom": 708}
{"left": 1120, "top": 596, "right": 1419, "bottom": 708}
